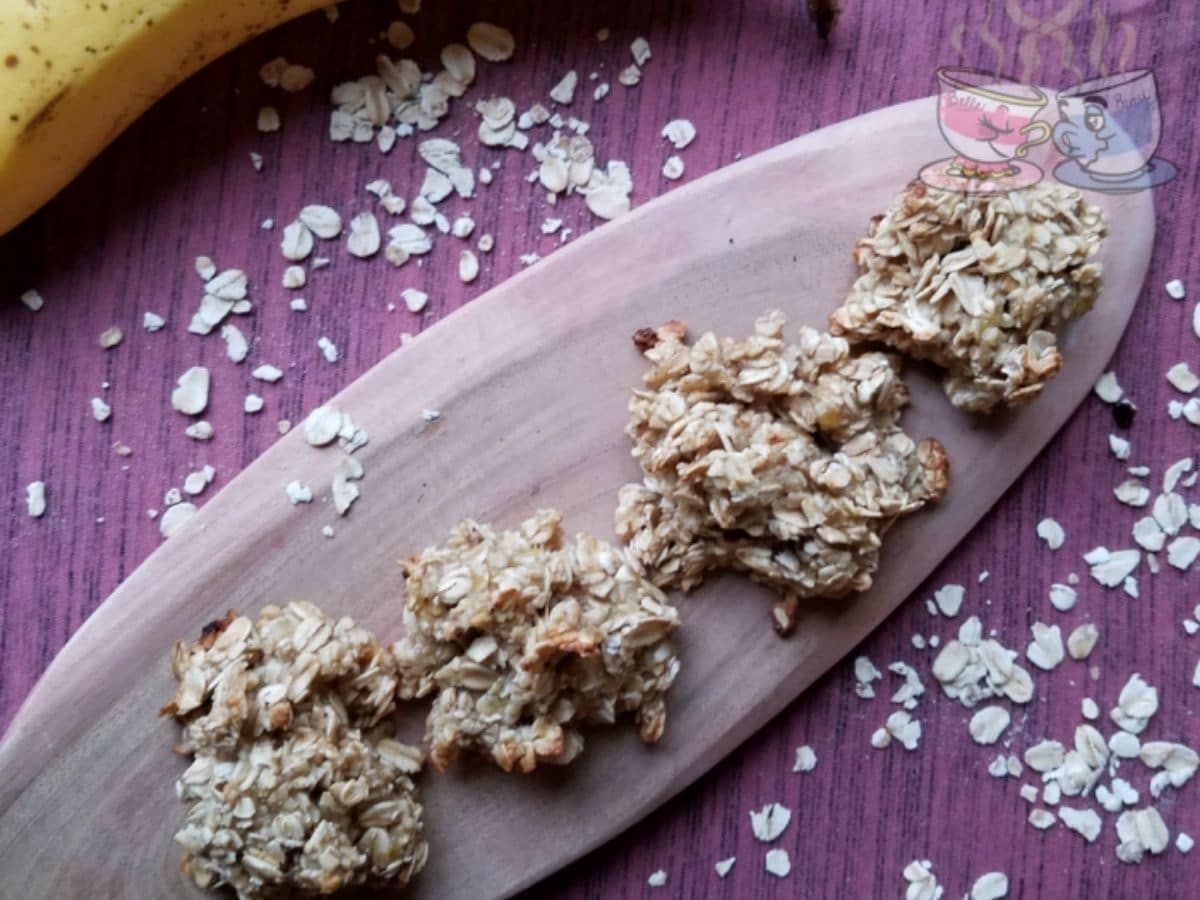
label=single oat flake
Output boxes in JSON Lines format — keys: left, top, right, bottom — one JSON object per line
{"left": 171, "top": 367, "right": 210, "bottom": 416}
{"left": 26, "top": 481, "right": 46, "bottom": 518}
{"left": 467, "top": 22, "right": 515, "bottom": 62}
{"left": 764, "top": 848, "right": 791, "bottom": 878}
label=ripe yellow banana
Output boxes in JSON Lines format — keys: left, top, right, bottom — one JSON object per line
{"left": 0, "top": 0, "right": 331, "bottom": 236}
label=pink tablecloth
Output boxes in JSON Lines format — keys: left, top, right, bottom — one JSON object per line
{"left": 2, "top": 0, "right": 1199, "bottom": 896}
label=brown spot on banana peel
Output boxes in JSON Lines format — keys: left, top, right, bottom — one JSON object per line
{"left": 18, "top": 85, "right": 68, "bottom": 144}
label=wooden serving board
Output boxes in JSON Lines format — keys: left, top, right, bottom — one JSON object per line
{"left": 0, "top": 95, "right": 1153, "bottom": 899}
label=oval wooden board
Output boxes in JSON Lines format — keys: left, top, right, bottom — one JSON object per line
{"left": 0, "top": 94, "right": 1153, "bottom": 899}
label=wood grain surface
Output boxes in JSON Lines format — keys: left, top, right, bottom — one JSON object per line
{"left": 1, "top": 1, "right": 1198, "bottom": 898}
{"left": 0, "top": 95, "right": 1155, "bottom": 898}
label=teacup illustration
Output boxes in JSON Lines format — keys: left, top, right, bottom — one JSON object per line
{"left": 920, "top": 67, "right": 1053, "bottom": 193}
{"left": 1051, "top": 69, "right": 1177, "bottom": 192}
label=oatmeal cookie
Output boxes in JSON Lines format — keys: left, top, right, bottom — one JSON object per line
{"left": 830, "top": 181, "right": 1106, "bottom": 413}
{"left": 615, "top": 312, "right": 948, "bottom": 632}
{"left": 162, "top": 602, "right": 428, "bottom": 899}
{"left": 393, "top": 509, "right": 680, "bottom": 773}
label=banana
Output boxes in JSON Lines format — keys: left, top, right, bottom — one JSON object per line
{"left": 0, "top": 0, "right": 331, "bottom": 236}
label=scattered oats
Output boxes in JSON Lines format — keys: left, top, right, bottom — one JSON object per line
{"left": 298, "top": 204, "right": 342, "bottom": 239}
{"left": 159, "top": 501, "right": 197, "bottom": 539}
{"left": 1166, "top": 279, "right": 1186, "bottom": 300}
{"left": 247, "top": 365, "right": 283, "bottom": 385}
{"left": 889, "top": 661, "right": 926, "bottom": 709}
{"left": 25, "top": 481, "right": 46, "bottom": 518}
{"left": 387, "top": 223, "right": 432, "bottom": 262}
{"left": 215, "top": 324, "right": 248, "bottom": 364}
{"left": 243, "top": 394, "right": 264, "bottom": 414}
{"left": 1109, "top": 434, "right": 1131, "bottom": 460}
{"left": 278, "top": 63, "right": 315, "bottom": 92}
{"left": 142, "top": 311, "right": 165, "bottom": 332}
{"left": 185, "top": 421, "right": 213, "bottom": 441}
{"left": 409, "top": 196, "right": 437, "bottom": 226}
{"left": 183, "top": 467, "right": 214, "bottom": 496}
{"left": 929, "top": 635, "right": 940, "bottom": 648}
{"left": 1168, "top": 399, "right": 1185, "bottom": 420}
{"left": 20, "top": 289, "right": 43, "bottom": 311}
{"left": 749, "top": 802, "right": 791, "bottom": 842}
{"left": 1059, "top": 807, "right": 1103, "bottom": 842}
{"left": 321, "top": 524, "right": 335, "bottom": 538}
{"left": 1131, "top": 516, "right": 1165, "bottom": 552}
{"left": 282, "top": 481, "right": 313, "bottom": 509}
{"left": 281, "top": 220, "right": 315, "bottom": 261}
{"left": 386, "top": 20, "right": 414, "bottom": 49}
{"left": 1168, "top": 536, "right": 1200, "bottom": 571}
{"left": 1029, "top": 809, "right": 1056, "bottom": 829}
{"left": 171, "top": 367, "right": 210, "bottom": 416}
{"left": 987, "top": 754, "right": 1009, "bottom": 778}
{"left": 1036, "top": 518, "right": 1065, "bottom": 550}
{"left": 1114, "top": 481, "right": 1150, "bottom": 506}
{"left": 1184, "top": 620, "right": 1199, "bottom": 636}
{"left": 458, "top": 249, "right": 479, "bottom": 283}
{"left": 1026, "top": 623, "right": 1064, "bottom": 671}
{"left": 1194, "top": 303, "right": 1200, "bottom": 340}
{"left": 1087, "top": 547, "right": 1140, "bottom": 586}
{"left": 549, "top": 70, "right": 578, "bottom": 105}
{"left": 281, "top": 265, "right": 306, "bottom": 289}
{"left": 113, "top": 442, "right": 132, "bottom": 457}
{"left": 289, "top": 297, "right": 308, "bottom": 312}
{"left": 593, "top": 82, "right": 610, "bottom": 101}
{"left": 793, "top": 745, "right": 817, "bottom": 773}
{"left": 346, "top": 211, "right": 381, "bottom": 258}
{"left": 1020, "top": 784, "right": 1040, "bottom": 803}
{"left": 661, "top": 119, "right": 697, "bottom": 150}
{"left": 870, "top": 727, "right": 891, "bottom": 749}
{"left": 451, "top": 215, "right": 475, "bottom": 239}
{"left": 764, "top": 849, "right": 791, "bottom": 878}
{"left": 255, "top": 107, "right": 280, "bottom": 135}
{"left": 912, "top": 634, "right": 926, "bottom": 650}
{"left": 277, "top": 419, "right": 291, "bottom": 435}
{"left": 970, "top": 872, "right": 1008, "bottom": 900}
{"left": 1177, "top": 833, "right": 1195, "bottom": 853}
{"left": 715, "top": 857, "right": 735, "bottom": 878}
{"left": 902, "top": 860, "right": 942, "bottom": 900}
{"left": 1043, "top": 781, "right": 1063, "bottom": 806}
{"left": 1094, "top": 371, "right": 1123, "bottom": 404}
{"left": 466, "top": 22, "right": 515, "bottom": 62}
{"left": 90, "top": 396, "right": 111, "bottom": 422}
{"left": 1166, "top": 362, "right": 1199, "bottom": 393}
{"left": 647, "top": 870, "right": 667, "bottom": 888}
{"left": 317, "top": 336, "right": 339, "bottom": 363}
{"left": 331, "top": 456, "right": 364, "bottom": 516}
{"left": 258, "top": 56, "right": 287, "bottom": 87}
{"left": 886, "top": 710, "right": 922, "bottom": 750}
{"left": 662, "top": 155, "right": 684, "bottom": 180}
{"left": 260, "top": 218, "right": 273, "bottom": 230}
{"left": 1025, "top": 740, "right": 1066, "bottom": 772}
{"left": 1116, "top": 807, "right": 1170, "bottom": 863}
{"left": 520, "top": 252, "right": 541, "bottom": 267}
{"left": 970, "top": 706, "right": 1011, "bottom": 745}
{"left": 1109, "top": 730, "right": 1141, "bottom": 759}
{"left": 618, "top": 64, "right": 641, "bottom": 87}
{"left": 933, "top": 584, "right": 965, "bottom": 617}
{"left": 99, "top": 326, "right": 123, "bottom": 349}
{"left": 421, "top": 408, "right": 440, "bottom": 423}
{"left": 478, "top": 233, "right": 494, "bottom": 253}
{"left": 1153, "top": 492, "right": 1188, "bottom": 535}
{"left": 304, "top": 405, "right": 344, "bottom": 446}
{"left": 631, "top": 36, "right": 652, "bottom": 66}
{"left": 1184, "top": 397, "right": 1200, "bottom": 425}
{"left": 1111, "top": 674, "right": 1158, "bottom": 734}
{"left": 1049, "top": 583, "right": 1077, "bottom": 612}
{"left": 1164, "top": 458, "right": 1193, "bottom": 492}
{"left": 396, "top": 288, "right": 429, "bottom": 314}
{"left": 193, "top": 256, "right": 217, "bottom": 282}
{"left": 1065, "top": 623, "right": 1099, "bottom": 663}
